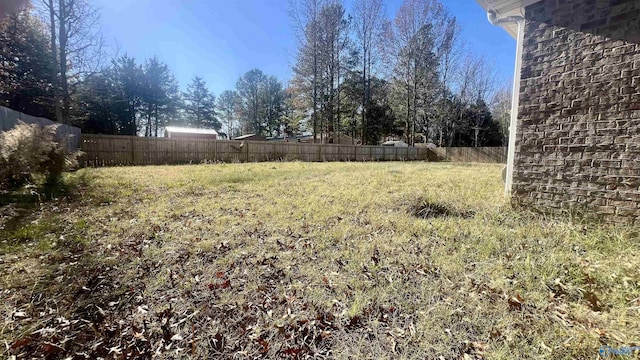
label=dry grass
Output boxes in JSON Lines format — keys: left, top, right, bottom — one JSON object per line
{"left": 1, "top": 162, "right": 639, "bottom": 359}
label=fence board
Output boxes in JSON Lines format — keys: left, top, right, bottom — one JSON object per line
{"left": 80, "top": 134, "right": 506, "bottom": 167}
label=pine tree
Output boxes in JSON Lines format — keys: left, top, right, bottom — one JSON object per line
{"left": 183, "top": 76, "right": 219, "bottom": 129}
{"left": 0, "top": 8, "right": 55, "bottom": 119}
{"left": 140, "top": 56, "right": 179, "bottom": 137}
{"left": 217, "top": 90, "right": 238, "bottom": 138}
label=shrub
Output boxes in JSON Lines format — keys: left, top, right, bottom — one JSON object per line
{"left": 0, "top": 122, "right": 79, "bottom": 190}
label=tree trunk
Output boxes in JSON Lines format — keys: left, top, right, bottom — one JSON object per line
{"left": 48, "top": 0, "right": 63, "bottom": 123}
{"left": 361, "top": 30, "right": 367, "bottom": 145}
{"left": 58, "top": 0, "right": 70, "bottom": 124}
{"left": 474, "top": 128, "right": 479, "bottom": 147}
{"left": 154, "top": 104, "right": 159, "bottom": 137}
{"left": 412, "top": 60, "right": 418, "bottom": 147}
{"left": 312, "top": 1, "right": 318, "bottom": 144}
{"left": 146, "top": 107, "right": 151, "bottom": 137}
{"left": 406, "top": 81, "right": 411, "bottom": 144}
{"left": 336, "top": 36, "right": 341, "bottom": 144}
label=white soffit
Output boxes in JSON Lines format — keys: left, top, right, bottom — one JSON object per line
{"left": 474, "top": 0, "right": 541, "bottom": 37}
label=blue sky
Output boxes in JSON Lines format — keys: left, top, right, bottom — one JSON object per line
{"left": 94, "top": 0, "right": 516, "bottom": 95}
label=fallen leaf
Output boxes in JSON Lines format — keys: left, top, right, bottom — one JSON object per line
{"left": 11, "top": 337, "right": 31, "bottom": 349}
{"left": 284, "top": 348, "right": 302, "bottom": 355}
{"left": 256, "top": 338, "right": 269, "bottom": 353}
{"left": 372, "top": 247, "right": 380, "bottom": 265}
{"left": 12, "top": 311, "right": 27, "bottom": 318}
{"left": 212, "top": 333, "right": 225, "bottom": 351}
{"left": 584, "top": 290, "right": 603, "bottom": 311}
{"left": 508, "top": 294, "right": 525, "bottom": 310}
{"left": 42, "top": 342, "right": 64, "bottom": 356}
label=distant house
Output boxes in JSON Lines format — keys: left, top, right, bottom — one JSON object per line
{"left": 268, "top": 133, "right": 355, "bottom": 144}
{"left": 267, "top": 135, "right": 303, "bottom": 142}
{"left": 165, "top": 126, "right": 218, "bottom": 140}
{"left": 414, "top": 142, "right": 438, "bottom": 149}
{"left": 382, "top": 140, "right": 409, "bottom": 148}
{"left": 326, "top": 133, "right": 356, "bottom": 145}
{"left": 234, "top": 134, "right": 267, "bottom": 141}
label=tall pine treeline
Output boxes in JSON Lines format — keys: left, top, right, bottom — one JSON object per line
{"left": 0, "top": 0, "right": 509, "bottom": 145}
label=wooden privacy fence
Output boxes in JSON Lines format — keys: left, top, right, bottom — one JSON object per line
{"left": 80, "top": 134, "right": 506, "bottom": 166}
{"left": 431, "top": 146, "right": 507, "bottom": 164}
{"left": 81, "top": 134, "right": 434, "bottom": 166}
{"left": 0, "top": 106, "right": 81, "bottom": 150}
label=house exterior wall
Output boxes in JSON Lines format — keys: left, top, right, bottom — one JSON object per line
{"left": 514, "top": 0, "right": 640, "bottom": 222}
{"left": 234, "top": 134, "right": 267, "bottom": 141}
{"left": 166, "top": 132, "right": 217, "bottom": 140}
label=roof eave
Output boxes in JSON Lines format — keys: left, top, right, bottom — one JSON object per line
{"left": 474, "top": 0, "right": 542, "bottom": 38}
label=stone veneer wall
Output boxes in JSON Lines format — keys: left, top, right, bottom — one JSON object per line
{"left": 513, "top": 0, "right": 640, "bottom": 222}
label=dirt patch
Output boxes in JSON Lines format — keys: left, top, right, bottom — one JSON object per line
{"left": 410, "top": 200, "right": 475, "bottom": 219}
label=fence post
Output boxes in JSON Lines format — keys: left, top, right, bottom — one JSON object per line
{"left": 130, "top": 136, "right": 135, "bottom": 164}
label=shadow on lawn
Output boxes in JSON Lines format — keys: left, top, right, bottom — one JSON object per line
{"left": 1, "top": 172, "right": 141, "bottom": 358}
{"left": 1, "top": 171, "right": 92, "bottom": 234}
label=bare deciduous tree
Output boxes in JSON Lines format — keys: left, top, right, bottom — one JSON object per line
{"left": 385, "top": 0, "right": 452, "bottom": 145}
{"left": 317, "top": 1, "right": 349, "bottom": 143}
{"left": 289, "top": 0, "right": 325, "bottom": 142}
{"left": 435, "top": 17, "right": 461, "bottom": 145}
{"left": 217, "top": 90, "right": 238, "bottom": 139}
{"left": 456, "top": 54, "right": 498, "bottom": 146}
{"left": 492, "top": 85, "right": 512, "bottom": 145}
{"left": 41, "top": 0, "right": 103, "bottom": 124}
{"left": 353, "top": 0, "right": 384, "bottom": 143}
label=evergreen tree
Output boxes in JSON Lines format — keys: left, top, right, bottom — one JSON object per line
{"left": 141, "top": 56, "right": 179, "bottom": 137}
{"left": 75, "top": 72, "right": 126, "bottom": 134}
{"left": 0, "top": 8, "right": 55, "bottom": 119}
{"left": 111, "top": 54, "right": 143, "bottom": 135}
{"left": 183, "top": 76, "right": 219, "bottom": 129}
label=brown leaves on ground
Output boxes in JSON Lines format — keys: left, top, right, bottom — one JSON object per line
{"left": 3, "top": 163, "right": 640, "bottom": 359}
{"left": 508, "top": 293, "right": 525, "bottom": 311}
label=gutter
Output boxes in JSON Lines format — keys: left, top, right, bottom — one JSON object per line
{"left": 486, "top": 10, "right": 525, "bottom": 197}
{"left": 487, "top": 10, "right": 524, "bottom": 25}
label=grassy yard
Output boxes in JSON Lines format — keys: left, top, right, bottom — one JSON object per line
{"left": 1, "top": 162, "right": 639, "bottom": 359}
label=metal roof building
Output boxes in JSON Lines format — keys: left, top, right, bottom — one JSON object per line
{"left": 164, "top": 126, "right": 219, "bottom": 140}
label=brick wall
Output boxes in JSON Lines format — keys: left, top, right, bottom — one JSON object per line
{"left": 513, "top": 0, "right": 640, "bottom": 222}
